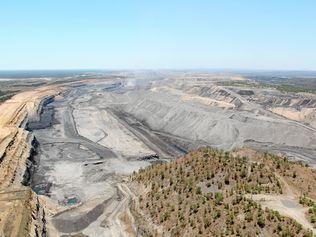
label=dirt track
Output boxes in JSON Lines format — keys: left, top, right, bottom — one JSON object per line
{"left": 247, "top": 174, "right": 316, "bottom": 234}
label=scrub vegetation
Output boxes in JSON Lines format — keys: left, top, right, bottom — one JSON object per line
{"left": 131, "top": 147, "right": 315, "bottom": 236}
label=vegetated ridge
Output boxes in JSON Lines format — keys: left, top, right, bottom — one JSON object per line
{"left": 130, "top": 147, "right": 316, "bottom": 236}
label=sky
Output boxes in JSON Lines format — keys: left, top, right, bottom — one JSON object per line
{"left": 0, "top": 0, "right": 316, "bottom": 70}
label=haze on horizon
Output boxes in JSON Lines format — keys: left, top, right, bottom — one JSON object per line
{"left": 1, "top": 0, "right": 316, "bottom": 71}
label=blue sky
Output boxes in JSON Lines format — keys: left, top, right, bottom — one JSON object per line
{"left": 0, "top": 1, "right": 315, "bottom": 70}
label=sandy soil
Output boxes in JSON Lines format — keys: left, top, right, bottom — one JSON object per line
{"left": 182, "top": 94, "right": 235, "bottom": 108}
{"left": 247, "top": 173, "right": 315, "bottom": 233}
{"left": 248, "top": 194, "right": 315, "bottom": 233}
{"left": 269, "top": 107, "right": 315, "bottom": 122}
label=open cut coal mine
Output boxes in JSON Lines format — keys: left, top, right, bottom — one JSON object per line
{"left": 2, "top": 72, "right": 315, "bottom": 237}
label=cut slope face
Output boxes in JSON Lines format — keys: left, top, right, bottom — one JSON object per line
{"left": 130, "top": 148, "right": 315, "bottom": 236}
{"left": 0, "top": 86, "right": 62, "bottom": 237}
{"left": 0, "top": 86, "right": 62, "bottom": 187}
{"left": 0, "top": 187, "right": 46, "bottom": 237}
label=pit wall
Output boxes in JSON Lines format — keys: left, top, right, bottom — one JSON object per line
{"left": 0, "top": 87, "right": 62, "bottom": 237}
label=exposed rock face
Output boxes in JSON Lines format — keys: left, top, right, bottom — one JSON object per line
{"left": 22, "top": 136, "right": 39, "bottom": 186}
{"left": 0, "top": 86, "right": 62, "bottom": 237}
{"left": 0, "top": 128, "right": 32, "bottom": 187}
{"left": 0, "top": 187, "right": 47, "bottom": 237}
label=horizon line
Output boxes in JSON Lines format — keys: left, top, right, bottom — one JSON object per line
{"left": 0, "top": 68, "right": 316, "bottom": 72}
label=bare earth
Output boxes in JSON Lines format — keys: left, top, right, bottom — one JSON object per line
{"left": 0, "top": 72, "right": 316, "bottom": 236}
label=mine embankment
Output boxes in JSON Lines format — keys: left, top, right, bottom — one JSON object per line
{"left": 1, "top": 74, "right": 315, "bottom": 237}
{"left": 109, "top": 108, "right": 186, "bottom": 159}
{"left": 121, "top": 83, "right": 316, "bottom": 166}
{"left": 0, "top": 86, "right": 63, "bottom": 237}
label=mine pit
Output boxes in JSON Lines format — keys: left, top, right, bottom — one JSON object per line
{"left": 1, "top": 72, "right": 315, "bottom": 236}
